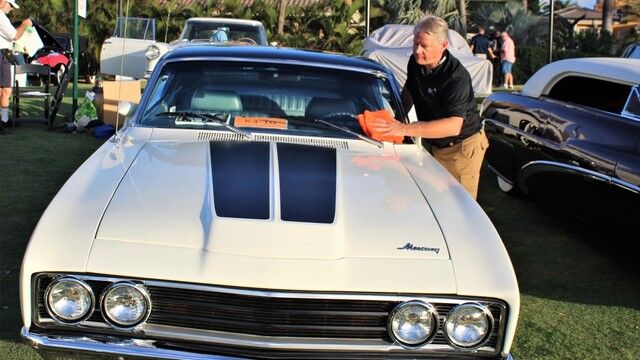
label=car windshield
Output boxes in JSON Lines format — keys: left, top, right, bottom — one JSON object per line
{"left": 182, "top": 23, "right": 263, "bottom": 44}
{"left": 140, "top": 61, "right": 403, "bottom": 139}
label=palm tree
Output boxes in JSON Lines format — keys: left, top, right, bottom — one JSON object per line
{"left": 472, "top": 1, "right": 547, "bottom": 47}
{"left": 601, "top": 0, "right": 614, "bottom": 35}
{"left": 456, "top": 0, "right": 467, "bottom": 35}
{"left": 278, "top": 0, "right": 288, "bottom": 35}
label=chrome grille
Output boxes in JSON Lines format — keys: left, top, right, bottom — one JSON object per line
{"left": 147, "top": 285, "right": 391, "bottom": 339}
{"left": 34, "top": 274, "right": 506, "bottom": 356}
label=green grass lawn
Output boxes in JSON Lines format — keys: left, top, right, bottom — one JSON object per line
{"left": 0, "top": 86, "right": 639, "bottom": 359}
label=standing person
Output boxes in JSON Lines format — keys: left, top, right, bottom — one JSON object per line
{"left": 367, "top": 15, "right": 489, "bottom": 200}
{"left": 500, "top": 30, "right": 516, "bottom": 89}
{"left": 0, "top": 0, "right": 31, "bottom": 135}
{"left": 469, "top": 26, "right": 495, "bottom": 60}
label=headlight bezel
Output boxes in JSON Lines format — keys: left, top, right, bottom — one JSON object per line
{"left": 444, "top": 302, "right": 494, "bottom": 349}
{"left": 387, "top": 300, "right": 439, "bottom": 348}
{"left": 44, "top": 276, "right": 95, "bottom": 324}
{"left": 145, "top": 44, "right": 161, "bottom": 60}
{"left": 100, "top": 281, "right": 152, "bottom": 329}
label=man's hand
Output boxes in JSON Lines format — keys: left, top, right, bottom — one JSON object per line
{"left": 22, "top": 19, "right": 33, "bottom": 27}
{"left": 367, "top": 116, "right": 405, "bottom": 136}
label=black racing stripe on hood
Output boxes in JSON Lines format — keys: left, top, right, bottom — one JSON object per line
{"left": 210, "top": 142, "right": 270, "bottom": 219}
{"left": 277, "top": 144, "right": 336, "bottom": 224}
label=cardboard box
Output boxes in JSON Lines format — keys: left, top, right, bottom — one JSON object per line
{"left": 102, "top": 80, "right": 141, "bottom": 127}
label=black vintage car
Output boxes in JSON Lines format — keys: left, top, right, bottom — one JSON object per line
{"left": 481, "top": 58, "right": 640, "bottom": 235}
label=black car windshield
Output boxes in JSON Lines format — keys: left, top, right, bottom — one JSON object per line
{"left": 182, "top": 23, "right": 263, "bottom": 44}
{"left": 140, "top": 61, "right": 403, "bottom": 139}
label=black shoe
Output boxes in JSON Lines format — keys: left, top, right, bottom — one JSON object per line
{"left": 0, "top": 122, "right": 9, "bottom": 135}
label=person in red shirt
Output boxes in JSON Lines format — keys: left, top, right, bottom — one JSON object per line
{"left": 500, "top": 31, "right": 516, "bottom": 89}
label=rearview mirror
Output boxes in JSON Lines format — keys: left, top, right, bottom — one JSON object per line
{"left": 117, "top": 101, "right": 138, "bottom": 117}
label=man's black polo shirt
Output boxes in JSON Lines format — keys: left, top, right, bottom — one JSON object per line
{"left": 470, "top": 34, "right": 491, "bottom": 55}
{"left": 405, "top": 49, "right": 482, "bottom": 148}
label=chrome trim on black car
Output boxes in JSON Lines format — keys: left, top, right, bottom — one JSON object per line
{"left": 519, "top": 160, "right": 640, "bottom": 194}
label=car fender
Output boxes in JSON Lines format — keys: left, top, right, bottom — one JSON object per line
{"left": 19, "top": 127, "right": 152, "bottom": 328}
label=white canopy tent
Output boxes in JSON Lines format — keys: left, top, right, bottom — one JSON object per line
{"left": 362, "top": 24, "right": 493, "bottom": 97}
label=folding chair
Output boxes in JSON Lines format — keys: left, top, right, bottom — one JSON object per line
{"left": 12, "top": 64, "right": 52, "bottom": 129}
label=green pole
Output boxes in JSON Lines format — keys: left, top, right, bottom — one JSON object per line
{"left": 72, "top": 0, "right": 79, "bottom": 116}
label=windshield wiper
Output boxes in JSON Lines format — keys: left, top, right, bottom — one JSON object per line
{"left": 157, "top": 112, "right": 253, "bottom": 140}
{"left": 314, "top": 119, "right": 383, "bottom": 148}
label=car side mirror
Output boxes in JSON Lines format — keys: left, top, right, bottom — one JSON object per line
{"left": 117, "top": 101, "right": 138, "bottom": 117}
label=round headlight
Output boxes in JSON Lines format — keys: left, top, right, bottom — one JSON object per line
{"left": 388, "top": 301, "right": 437, "bottom": 347}
{"left": 145, "top": 45, "right": 161, "bottom": 60}
{"left": 101, "top": 282, "right": 151, "bottom": 327}
{"left": 444, "top": 303, "right": 493, "bottom": 348}
{"left": 45, "top": 277, "right": 94, "bottom": 323}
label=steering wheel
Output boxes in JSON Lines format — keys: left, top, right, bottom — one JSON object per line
{"left": 318, "top": 112, "right": 357, "bottom": 121}
{"left": 317, "top": 112, "right": 363, "bottom": 134}
{"left": 235, "top": 37, "right": 257, "bottom": 45}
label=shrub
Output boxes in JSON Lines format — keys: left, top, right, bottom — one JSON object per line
{"left": 512, "top": 46, "right": 547, "bottom": 84}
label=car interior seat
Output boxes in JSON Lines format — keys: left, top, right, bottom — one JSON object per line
{"left": 305, "top": 97, "right": 362, "bottom": 134}
{"left": 191, "top": 89, "right": 243, "bottom": 114}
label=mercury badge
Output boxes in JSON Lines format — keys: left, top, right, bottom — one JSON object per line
{"left": 397, "top": 243, "right": 440, "bottom": 254}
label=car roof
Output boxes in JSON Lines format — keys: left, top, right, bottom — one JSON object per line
{"left": 186, "top": 17, "right": 265, "bottom": 27}
{"left": 522, "top": 57, "right": 640, "bottom": 97}
{"left": 161, "top": 45, "right": 390, "bottom": 74}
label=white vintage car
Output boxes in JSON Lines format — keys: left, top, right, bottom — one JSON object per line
{"left": 20, "top": 46, "right": 519, "bottom": 359}
{"left": 143, "top": 17, "right": 268, "bottom": 78}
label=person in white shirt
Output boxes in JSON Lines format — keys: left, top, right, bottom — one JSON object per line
{"left": 0, "top": 0, "right": 31, "bottom": 134}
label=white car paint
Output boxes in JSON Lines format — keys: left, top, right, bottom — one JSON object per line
{"left": 521, "top": 57, "right": 640, "bottom": 98}
{"left": 21, "top": 127, "right": 519, "bottom": 356}
{"left": 100, "top": 17, "right": 157, "bottom": 78}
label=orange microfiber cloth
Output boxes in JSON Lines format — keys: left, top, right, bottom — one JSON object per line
{"left": 357, "top": 110, "right": 404, "bottom": 144}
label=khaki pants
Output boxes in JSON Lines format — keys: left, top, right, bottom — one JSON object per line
{"left": 431, "top": 130, "right": 489, "bottom": 199}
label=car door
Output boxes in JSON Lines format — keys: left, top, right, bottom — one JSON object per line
{"left": 526, "top": 76, "right": 637, "bottom": 230}
{"left": 610, "top": 85, "right": 640, "bottom": 233}
{"left": 100, "top": 17, "right": 156, "bottom": 79}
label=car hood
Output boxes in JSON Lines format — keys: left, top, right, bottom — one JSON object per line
{"left": 96, "top": 140, "right": 449, "bottom": 262}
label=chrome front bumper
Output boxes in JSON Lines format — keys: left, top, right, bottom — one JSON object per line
{"left": 21, "top": 327, "right": 237, "bottom": 360}
{"left": 22, "top": 327, "right": 514, "bottom": 360}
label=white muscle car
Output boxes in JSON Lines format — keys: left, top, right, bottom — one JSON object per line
{"left": 143, "top": 17, "right": 267, "bottom": 78}
{"left": 20, "top": 45, "right": 519, "bottom": 359}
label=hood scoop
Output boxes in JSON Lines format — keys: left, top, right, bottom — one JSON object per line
{"left": 197, "top": 131, "right": 349, "bottom": 149}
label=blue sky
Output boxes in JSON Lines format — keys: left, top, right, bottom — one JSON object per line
{"left": 576, "top": 0, "right": 596, "bottom": 8}
{"left": 541, "top": 0, "right": 597, "bottom": 9}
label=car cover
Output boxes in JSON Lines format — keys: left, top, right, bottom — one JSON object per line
{"left": 362, "top": 25, "right": 493, "bottom": 96}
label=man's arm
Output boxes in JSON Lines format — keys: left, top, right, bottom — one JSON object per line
{"left": 368, "top": 115, "right": 463, "bottom": 138}
{"left": 14, "top": 19, "right": 33, "bottom": 41}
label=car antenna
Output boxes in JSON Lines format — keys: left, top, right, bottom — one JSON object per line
{"left": 112, "top": 0, "right": 131, "bottom": 143}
